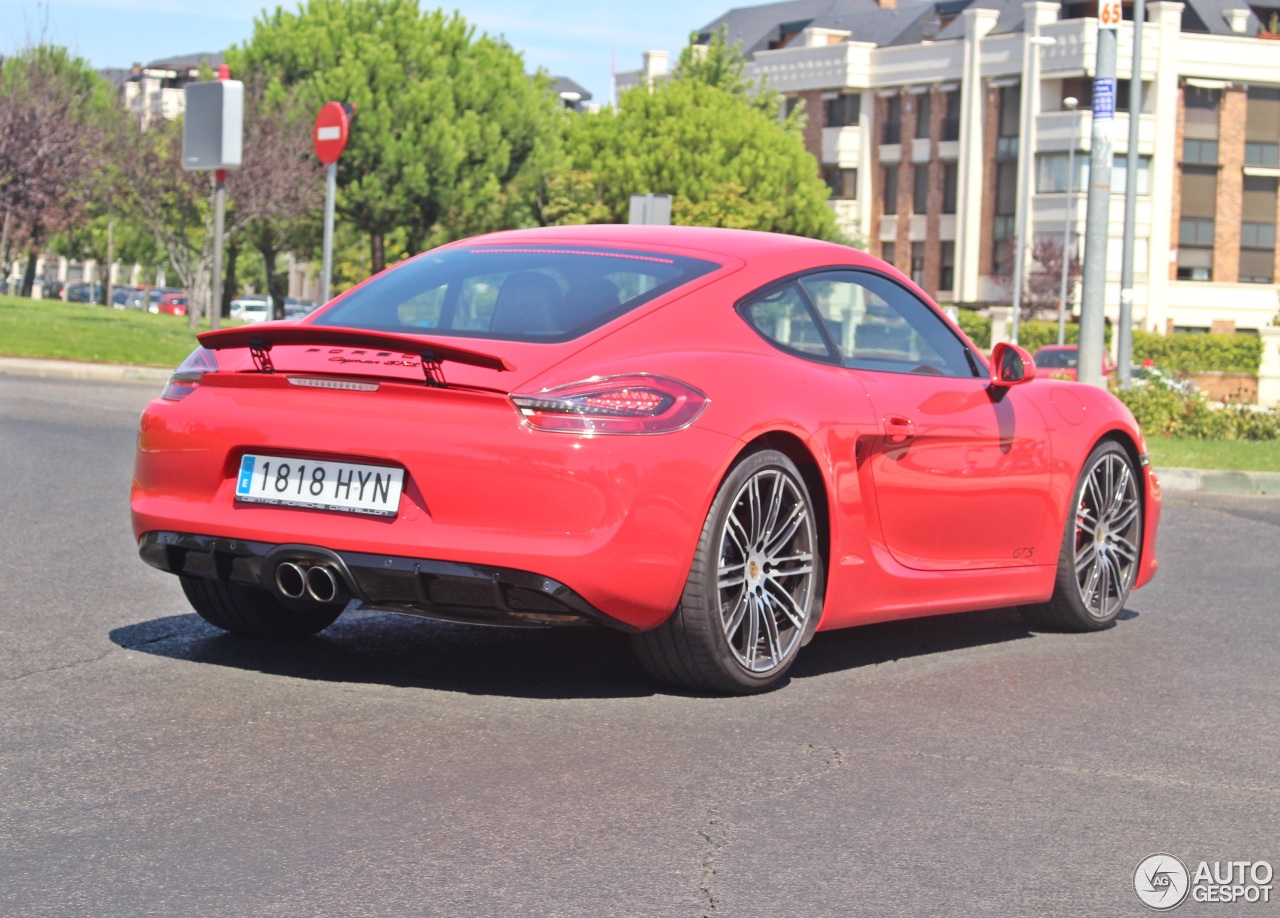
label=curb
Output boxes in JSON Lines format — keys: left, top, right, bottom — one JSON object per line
{"left": 1155, "top": 466, "right": 1280, "bottom": 496}
{"left": 0, "top": 356, "right": 171, "bottom": 383}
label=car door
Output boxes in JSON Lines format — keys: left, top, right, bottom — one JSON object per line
{"left": 798, "top": 269, "right": 1053, "bottom": 572}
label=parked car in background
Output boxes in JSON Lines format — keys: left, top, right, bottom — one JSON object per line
{"left": 66, "top": 283, "right": 104, "bottom": 304}
{"left": 112, "top": 287, "right": 140, "bottom": 308}
{"left": 230, "top": 294, "right": 272, "bottom": 324}
{"left": 1032, "top": 345, "right": 1116, "bottom": 381}
{"left": 283, "top": 296, "right": 319, "bottom": 320}
{"left": 40, "top": 280, "right": 66, "bottom": 300}
{"left": 133, "top": 225, "right": 1163, "bottom": 694}
{"left": 1132, "top": 360, "right": 1197, "bottom": 395}
{"left": 157, "top": 293, "right": 188, "bottom": 317}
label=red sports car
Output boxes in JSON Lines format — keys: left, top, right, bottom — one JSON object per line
{"left": 132, "top": 226, "right": 1161, "bottom": 694}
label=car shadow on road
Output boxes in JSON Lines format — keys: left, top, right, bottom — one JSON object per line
{"left": 108, "top": 603, "right": 1132, "bottom": 699}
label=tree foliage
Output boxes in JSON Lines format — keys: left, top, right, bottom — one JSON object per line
{"left": 228, "top": 0, "right": 562, "bottom": 274}
{"left": 0, "top": 45, "right": 121, "bottom": 292}
{"left": 545, "top": 32, "right": 831, "bottom": 238}
{"left": 549, "top": 74, "right": 834, "bottom": 238}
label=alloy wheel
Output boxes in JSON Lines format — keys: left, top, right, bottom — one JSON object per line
{"left": 1072, "top": 452, "right": 1141, "bottom": 620}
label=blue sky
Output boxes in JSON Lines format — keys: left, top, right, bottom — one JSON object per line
{"left": 0, "top": 0, "right": 735, "bottom": 105}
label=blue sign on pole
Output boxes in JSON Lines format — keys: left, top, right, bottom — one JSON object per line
{"left": 1093, "top": 77, "right": 1116, "bottom": 120}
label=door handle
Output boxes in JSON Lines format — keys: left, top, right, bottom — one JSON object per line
{"left": 884, "top": 416, "right": 916, "bottom": 443}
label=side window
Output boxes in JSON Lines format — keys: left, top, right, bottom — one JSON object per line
{"left": 799, "top": 270, "right": 979, "bottom": 377}
{"left": 739, "top": 282, "right": 835, "bottom": 360}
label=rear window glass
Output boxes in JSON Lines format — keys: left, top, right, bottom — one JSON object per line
{"left": 314, "top": 245, "right": 721, "bottom": 342}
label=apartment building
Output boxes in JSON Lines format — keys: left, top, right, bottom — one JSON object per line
{"left": 617, "top": 0, "right": 1280, "bottom": 334}
{"left": 120, "top": 53, "right": 225, "bottom": 130}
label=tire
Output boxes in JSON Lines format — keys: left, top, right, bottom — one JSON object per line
{"left": 180, "top": 575, "right": 342, "bottom": 638}
{"left": 631, "top": 448, "right": 824, "bottom": 694}
{"left": 1023, "top": 441, "right": 1142, "bottom": 632}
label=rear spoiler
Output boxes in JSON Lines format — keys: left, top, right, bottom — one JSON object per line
{"left": 197, "top": 323, "right": 515, "bottom": 387}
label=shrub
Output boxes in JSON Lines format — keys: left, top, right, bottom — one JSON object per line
{"left": 955, "top": 309, "right": 991, "bottom": 349}
{"left": 1114, "top": 384, "right": 1280, "bottom": 441}
{"left": 1132, "top": 330, "right": 1262, "bottom": 375}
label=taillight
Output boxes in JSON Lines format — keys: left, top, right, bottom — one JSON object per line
{"left": 511, "top": 374, "right": 707, "bottom": 434}
{"left": 161, "top": 346, "right": 218, "bottom": 400}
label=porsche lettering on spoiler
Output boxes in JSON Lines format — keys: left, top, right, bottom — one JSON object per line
{"left": 198, "top": 324, "right": 516, "bottom": 386}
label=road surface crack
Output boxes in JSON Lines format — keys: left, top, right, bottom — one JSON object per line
{"left": 697, "top": 807, "right": 727, "bottom": 915}
{"left": 6, "top": 648, "right": 115, "bottom": 683}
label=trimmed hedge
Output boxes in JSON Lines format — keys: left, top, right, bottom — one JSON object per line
{"left": 1115, "top": 383, "right": 1280, "bottom": 441}
{"left": 951, "top": 310, "right": 1260, "bottom": 375}
{"left": 1132, "top": 330, "right": 1263, "bottom": 375}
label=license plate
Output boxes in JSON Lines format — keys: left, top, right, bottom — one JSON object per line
{"left": 235, "top": 454, "right": 404, "bottom": 517}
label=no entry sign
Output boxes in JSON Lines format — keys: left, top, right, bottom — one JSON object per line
{"left": 313, "top": 102, "right": 350, "bottom": 164}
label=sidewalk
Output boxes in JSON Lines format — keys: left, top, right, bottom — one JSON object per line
{"left": 2, "top": 354, "right": 1276, "bottom": 495}
{"left": 0, "top": 355, "right": 170, "bottom": 383}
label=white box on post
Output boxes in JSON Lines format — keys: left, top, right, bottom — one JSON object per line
{"left": 182, "top": 80, "right": 244, "bottom": 171}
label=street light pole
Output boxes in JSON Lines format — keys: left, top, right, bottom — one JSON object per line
{"left": 1010, "top": 35, "right": 1057, "bottom": 344}
{"left": 1117, "top": 0, "right": 1147, "bottom": 387}
{"left": 1058, "top": 96, "right": 1079, "bottom": 345}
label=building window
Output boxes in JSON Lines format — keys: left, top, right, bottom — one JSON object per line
{"left": 1177, "top": 216, "right": 1215, "bottom": 281}
{"left": 784, "top": 96, "right": 803, "bottom": 119}
{"left": 942, "top": 162, "right": 958, "bottom": 214}
{"left": 1241, "top": 174, "right": 1278, "bottom": 284}
{"left": 883, "top": 166, "right": 899, "bottom": 214}
{"left": 940, "top": 241, "right": 955, "bottom": 291}
{"left": 1036, "top": 153, "right": 1087, "bottom": 193}
{"left": 1182, "top": 138, "right": 1219, "bottom": 165}
{"left": 995, "top": 89, "right": 1021, "bottom": 156}
{"left": 881, "top": 241, "right": 896, "bottom": 267}
{"left": 1246, "top": 143, "right": 1280, "bottom": 168}
{"left": 993, "top": 160, "right": 1018, "bottom": 271}
{"left": 824, "top": 92, "right": 860, "bottom": 128}
{"left": 911, "top": 242, "right": 926, "bottom": 286}
{"left": 824, "top": 167, "right": 857, "bottom": 199}
{"left": 1112, "top": 155, "right": 1152, "bottom": 196}
{"left": 913, "top": 166, "right": 930, "bottom": 214}
{"left": 1183, "top": 85, "right": 1221, "bottom": 143}
{"left": 941, "top": 90, "right": 961, "bottom": 141}
{"left": 883, "top": 95, "right": 902, "bottom": 145}
{"left": 914, "top": 92, "right": 931, "bottom": 139}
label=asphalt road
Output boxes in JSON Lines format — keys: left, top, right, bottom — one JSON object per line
{"left": 2, "top": 374, "right": 1277, "bottom": 917}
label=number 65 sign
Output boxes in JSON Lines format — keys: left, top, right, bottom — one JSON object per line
{"left": 1099, "top": 0, "right": 1122, "bottom": 28}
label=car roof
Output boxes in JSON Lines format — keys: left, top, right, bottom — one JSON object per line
{"left": 453, "top": 224, "right": 881, "bottom": 265}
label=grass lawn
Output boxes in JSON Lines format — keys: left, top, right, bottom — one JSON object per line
{"left": 1146, "top": 437, "right": 1280, "bottom": 472}
{"left": 0, "top": 294, "right": 211, "bottom": 368}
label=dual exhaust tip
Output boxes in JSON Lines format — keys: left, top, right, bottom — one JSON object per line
{"left": 274, "top": 561, "right": 344, "bottom": 604}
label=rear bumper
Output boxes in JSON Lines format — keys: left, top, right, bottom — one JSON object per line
{"left": 139, "top": 530, "right": 636, "bottom": 631}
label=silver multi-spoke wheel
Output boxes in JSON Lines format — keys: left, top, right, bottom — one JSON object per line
{"left": 1024, "top": 441, "right": 1143, "bottom": 632}
{"left": 716, "top": 469, "right": 816, "bottom": 673}
{"left": 1072, "top": 451, "right": 1141, "bottom": 620}
{"left": 630, "top": 449, "right": 824, "bottom": 693}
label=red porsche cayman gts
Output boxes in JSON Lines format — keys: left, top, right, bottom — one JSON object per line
{"left": 132, "top": 225, "right": 1161, "bottom": 693}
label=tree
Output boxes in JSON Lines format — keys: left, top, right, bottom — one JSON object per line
{"left": 675, "top": 25, "right": 797, "bottom": 130}
{"left": 996, "top": 237, "right": 1083, "bottom": 322}
{"left": 228, "top": 0, "right": 562, "bottom": 276}
{"left": 548, "top": 74, "right": 835, "bottom": 239}
{"left": 229, "top": 78, "right": 324, "bottom": 317}
{"left": 0, "top": 46, "right": 119, "bottom": 295}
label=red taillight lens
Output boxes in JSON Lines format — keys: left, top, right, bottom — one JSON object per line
{"left": 161, "top": 346, "right": 218, "bottom": 401}
{"left": 511, "top": 375, "right": 707, "bottom": 434}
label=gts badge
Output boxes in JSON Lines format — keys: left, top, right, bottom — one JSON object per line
{"left": 1013, "top": 547, "right": 1035, "bottom": 560}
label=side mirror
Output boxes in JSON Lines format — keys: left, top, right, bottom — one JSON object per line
{"left": 989, "top": 342, "right": 1036, "bottom": 388}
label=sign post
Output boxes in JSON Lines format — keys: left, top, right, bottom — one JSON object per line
{"left": 313, "top": 102, "right": 351, "bottom": 305}
{"left": 183, "top": 64, "right": 242, "bottom": 330}
{"left": 1078, "top": 2, "right": 1119, "bottom": 388}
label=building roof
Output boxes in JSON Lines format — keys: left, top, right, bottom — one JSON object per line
{"left": 698, "top": 0, "right": 1269, "bottom": 51}
{"left": 551, "top": 76, "right": 593, "bottom": 102}
{"left": 136, "top": 52, "right": 225, "bottom": 74}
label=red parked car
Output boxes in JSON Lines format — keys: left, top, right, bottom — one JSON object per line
{"left": 1032, "top": 344, "right": 1116, "bottom": 381}
{"left": 131, "top": 226, "right": 1161, "bottom": 694}
{"left": 156, "top": 292, "right": 188, "bottom": 316}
